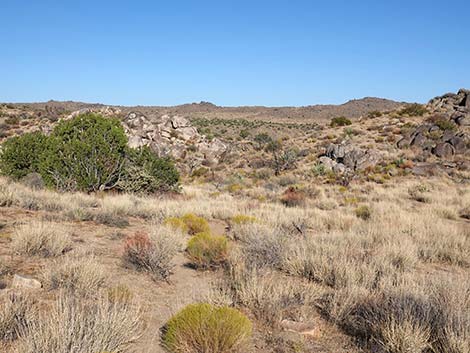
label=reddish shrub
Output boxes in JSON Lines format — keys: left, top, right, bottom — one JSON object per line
{"left": 280, "top": 187, "right": 305, "bottom": 207}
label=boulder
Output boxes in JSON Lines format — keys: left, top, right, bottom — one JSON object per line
{"left": 12, "top": 274, "right": 41, "bottom": 289}
{"left": 280, "top": 319, "right": 317, "bottom": 337}
{"left": 324, "top": 143, "right": 380, "bottom": 171}
{"left": 432, "top": 143, "right": 455, "bottom": 158}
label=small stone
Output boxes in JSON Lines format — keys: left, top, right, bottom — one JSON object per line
{"left": 11, "top": 274, "right": 42, "bottom": 289}
{"left": 280, "top": 319, "right": 317, "bottom": 337}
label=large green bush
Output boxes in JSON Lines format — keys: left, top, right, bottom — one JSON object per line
{"left": 163, "top": 303, "right": 252, "bottom": 353}
{"left": 39, "top": 113, "right": 128, "bottom": 192}
{"left": 0, "top": 131, "right": 48, "bottom": 179}
{"left": 1, "top": 113, "right": 179, "bottom": 193}
{"left": 118, "top": 146, "right": 179, "bottom": 193}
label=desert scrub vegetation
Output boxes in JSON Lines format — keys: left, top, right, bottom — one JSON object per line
{"left": 123, "top": 226, "right": 181, "bottom": 281}
{"left": 186, "top": 232, "right": 229, "bottom": 269}
{"left": 0, "top": 293, "right": 34, "bottom": 341}
{"left": 12, "top": 221, "right": 71, "bottom": 257}
{"left": 180, "top": 213, "right": 210, "bottom": 234}
{"left": 0, "top": 131, "right": 47, "bottom": 180}
{"left": 330, "top": 116, "right": 352, "bottom": 127}
{"left": 162, "top": 303, "right": 252, "bottom": 353}
{"left": 0, "top": 113, "right": 179, "bottom": 193}
{"left": 42, "top": 254, "right": 105, "bottom": 296}
{"left": 398, "top": 103, "right": 428, "bottom": 117}
{"left": 15, "top": 293, "right": 142, "bottom": 353}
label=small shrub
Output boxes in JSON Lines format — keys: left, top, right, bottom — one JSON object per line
{"left": 427, "top": 115, "right": 457, "bottom": 131}
{"left": 0, "top": 293, "right": 34, "bottom": 341}
{"left": 231, "top": 214, "right": 257, "bottom": 225}
{"left": 330, "top": 116, "right": 352, "bottom": 127}
{"left": 123, "top": 228, "right": 179, "bottom": 281}
{"left": 312, "top": 163, "right": 326, "bottom": 176}
{"left": 16, "top": 293, "right": 141, "bottom": 353}
{"left": 181, "top": 213, "right": 210, "bottom": 235}
{"left": 107, "top": 285, "right": 133, "bottom": 303}
{"left": 367, "top": 110, "right": 383, "bottom": 118}
{"left": 186, "top": 232, "right": 229, "bottom": 269}
{"left": 408, "top": 185, "right": 431, "bottom": 203}
{"left": 459, "top": 206, "right": 470, "bottom": 220}
{"left": 162, "top": 303, "right": 252, "bottom": 353}
{"left": 12, "top": 221, "right": 71, "bottom": 257}
{"left": 43, "top": 255, "right": 105, "bottom": 296}
{"left": 355, "top": 205, "right": 371, "bottom": 220}
{"left": 164, "top": 217, "right": 189, "bottom": 233}
{"left": 254, "top": 133, "right": 273, "bottom": 149}
{"left": 280, "top": 187, "right": 305, "bottom": 207}
{"left": 399, "top": 103, "right": 427, "bottom": 117}
{"left": 0, "top": 131, "right": 48, "bottom": 180}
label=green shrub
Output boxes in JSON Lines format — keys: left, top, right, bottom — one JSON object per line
{"left": 254, "top": 133, "right": 273, "bottom": 149}
{"left": 231, "top": 214, "right": 257, "bottom": 225}
{"left": 0, "top": 132, "right": 48, "bottom": 180}
{"left": 39, "top": 113, "right": 128, "bottom": 192}
{"left": 355, "top": 205, "right": 371, "bottom": 220}
{"left": 186, "top": 232, "right": 229, "bottom": 269}
{"left": 164, "top": 217, "right": 189, "bottom": 233}
{"left": 330, "top": 116, "right": 352, "bottom": 127}
{"left": 399, "top": 103, "right": 427, "bottom": 117}
{"left": 163, "top": 303, "right": 252, "bottom": 353}
{"left": 181, "top": 214, "right": 210, "bottom": 235}
{"left": 118, "top": 146, "right": 179, "bottom": 193}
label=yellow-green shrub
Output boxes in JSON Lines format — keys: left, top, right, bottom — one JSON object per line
{"left": 186, "top": 232, "right": 228, "bottom": 269}
{"left": 231, "top": 214, "right": 257, "bottom": 225}
{"left": 181, "top": 213, "right": 210, "bottom": 235}
{"left": 163, "top": 303, "right": 252, "bottom": 353}
{"left": 164, "top": 217, "right": 189, "bottom": 233}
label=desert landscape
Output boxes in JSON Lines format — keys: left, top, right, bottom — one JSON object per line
{"left": 0, "top": 88, "right": 469, "bottom": 353}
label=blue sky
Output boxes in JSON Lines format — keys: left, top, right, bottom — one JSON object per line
{"left": 1, "top": 0, "right": 469, "bottom": 106}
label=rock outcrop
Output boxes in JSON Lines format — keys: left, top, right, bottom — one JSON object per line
{"left": 122, "top": 112, "right": 227, "bottom": 165}
{"left": 397, "top": 89, "right": 470, "bottom": 159}
{"left": 428, "top": 89, "right": 470, "bottom": 126}
{"left": 318, "top": 142, "right": 381, "bottom": 173}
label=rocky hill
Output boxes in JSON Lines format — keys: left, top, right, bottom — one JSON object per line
{"left": 7, "top": 96, "right": 405, "bottom": 123}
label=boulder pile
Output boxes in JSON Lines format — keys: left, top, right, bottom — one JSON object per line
{"left": 122, "top": 112, "right": 227, "bottom": 165}
{"left": 318, "top": 143, "right": 381, "bottom": 174}
{"left": 397, "top": 89, "right": 469, "bottom": 159}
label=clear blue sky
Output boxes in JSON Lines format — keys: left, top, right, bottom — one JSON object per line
{"left": 1, "top": 0, "right": 469, "bottom": 106}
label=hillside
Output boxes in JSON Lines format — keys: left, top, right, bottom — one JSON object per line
{"left": 7, "top": 96, "right": 406, "bottom": 123}
{"left": 0, "top": 89, "right": 469, "bottom": 353}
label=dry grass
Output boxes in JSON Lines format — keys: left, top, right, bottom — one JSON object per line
{"left": 15, "top": 293, "right": 142, "bottom": 353}
{"left": 0, "top": 293, "right": 34, "bottom": 341}
{"left": 1, "top": 175, "right": 469, "bottom": 352}
{"left": 123, "top": 225, "right": 182, "bottom": 281}
{"left": 12, "top": 221, "right": 72, "bottom": 257}
{"left": 42, "top": 254, "right": 106, "bottom": 296}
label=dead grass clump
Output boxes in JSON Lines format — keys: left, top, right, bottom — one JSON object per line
{"left": 227, "top": 264, "right": 320, "bottom": 326}
{"left": 123, "top": 226, "right": 180, "bottom": 281}
{"left": 12, "top": 221, "right": 71, "bottom": 257}
{"left": 16, "top": 293, "right": 141, "bottom": 353}
{"left": 459, "top": 205, "right": 470, "bottom": 220}
{"left": 0, "top": 293, "right": 34, "bottom": 341}
{"left": 162, "top": 303, "right": 252, "bottom": 353}
{"left": 43, "top": 255, "right": 105, "bottom": 296}
{"left": 232, "top": 223, "right": 286, "bottom": 269}
{"left": 408, "top": 184, "right": 431, "bottom": 203}
{"left": 186, "top": 232, "right": 229, "bottom": 269}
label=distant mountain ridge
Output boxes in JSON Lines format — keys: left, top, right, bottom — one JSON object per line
{"left": 7, "top": 96, "right": 407, "bottom": 122}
